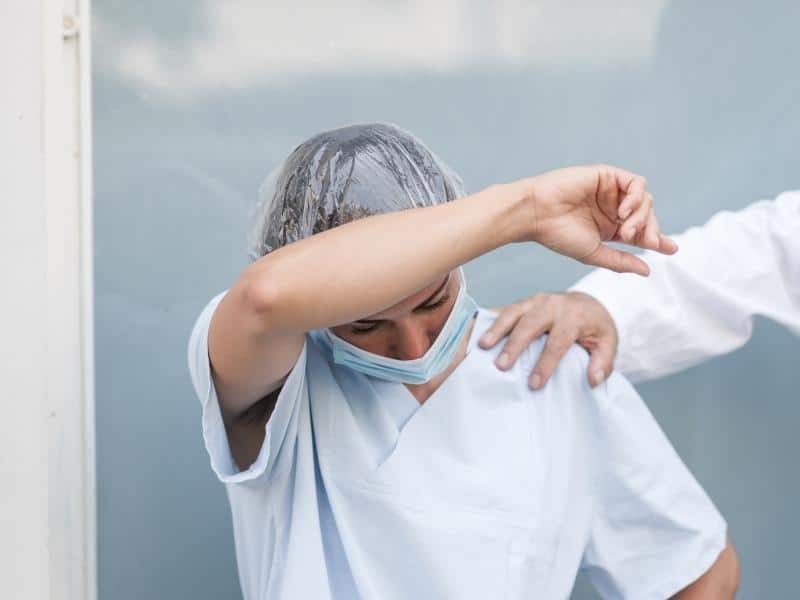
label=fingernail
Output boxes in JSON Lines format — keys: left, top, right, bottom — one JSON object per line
{"left": 591, "top": 368, "right": 604, "bottom": 386}
{"left": 496, "top": 353, "right": 510, "bottom": 369}
{"left": 480, "top": 333, "right": 494, "bottom": 346}
{"left": 530, "top": 373, "right": 542, "bottom": 389}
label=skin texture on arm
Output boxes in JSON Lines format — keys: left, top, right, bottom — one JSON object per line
{"left": 209, "top": 166, "right": 672, "bottom": 429}
{"left": 210, "top": 182, "right": 529, "bottom": 425}
{"left": 672, "top": 539, "right": 740, "bottom": 599}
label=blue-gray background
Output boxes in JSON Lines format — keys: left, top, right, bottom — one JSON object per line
{"left": 93, "top": 1, "right": 799, "bottom": 597}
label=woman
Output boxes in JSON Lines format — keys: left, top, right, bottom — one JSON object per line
{"left": 188, "top": 123, "right": 737, "bottom": 598}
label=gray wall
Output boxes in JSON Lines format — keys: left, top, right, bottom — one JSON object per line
{"left": 93, "top": 1, "right": 799, "bottom": 597}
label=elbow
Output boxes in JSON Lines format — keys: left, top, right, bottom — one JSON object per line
{"left": 240, "top": 266, "right": 286, "bottom": 330}
{"left": 244, "top": 275, "right": 281, "bottom": 315}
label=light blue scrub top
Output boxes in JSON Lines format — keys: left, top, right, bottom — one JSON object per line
{"left": 188, "top": 291, "right": 727, "bottom": 600}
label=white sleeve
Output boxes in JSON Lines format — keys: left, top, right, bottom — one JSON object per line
{"left": 571, "top": 191, "right": 800, "bottom": 383}
{"left": 581, "top": 372, "right": 728, "bottom": 599}
{"left": 186, "top": 290, "right": 309, "bottom": 484}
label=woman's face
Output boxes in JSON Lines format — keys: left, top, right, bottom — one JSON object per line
{"left": 328, "top": 270, "right": 460, "bottom": 360}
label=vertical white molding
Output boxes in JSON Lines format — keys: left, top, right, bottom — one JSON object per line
{"left": 77, "top": 1, "right": 98, "bottom": 599}
{"left": 50, "top": 0, "right": 96, "bottom": 598}
{"left": 0, "top": 1, "right": 95, "bottom": 599}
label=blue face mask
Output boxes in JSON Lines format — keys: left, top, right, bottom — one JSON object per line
{"left": 326, "top": 271, "right": 478, "bottom": 384}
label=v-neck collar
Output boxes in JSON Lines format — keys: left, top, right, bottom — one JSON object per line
{"left": 371, "top": 308, "right": 485, "bottom": 432}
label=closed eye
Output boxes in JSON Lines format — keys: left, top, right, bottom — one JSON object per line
{"left": 414, "top": 295, "right": 448, "bottom": 313}
{"left": 350, "top": 322, "right": 380, "bottom": 334}
{"left": 350, "top": 295, "right": 450, "bottom": 335}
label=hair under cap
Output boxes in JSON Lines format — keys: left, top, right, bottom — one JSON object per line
{"left": 247, "top": 123, "right": 465, "bottom": 260}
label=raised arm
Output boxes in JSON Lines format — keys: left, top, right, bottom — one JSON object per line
{"left": 210, "top": 183, "right": 525, "bottom": 422}
{"left": 571, "top": 190, "right": 800, "bottom": 383}
{"left": 209, "top": 166, "right": 671, "bottom": 422}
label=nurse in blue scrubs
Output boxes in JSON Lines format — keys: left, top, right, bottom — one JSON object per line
{"left": 188, "top": 123, "right": 739, "bottom": 599}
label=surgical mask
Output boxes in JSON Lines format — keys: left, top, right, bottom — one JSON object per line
{"left": 325, "top": 271, "right": 478, "bottom": 384}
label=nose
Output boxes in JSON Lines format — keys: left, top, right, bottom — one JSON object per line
{"left": 393, "top": 321, "right": 432, "bottom": 361}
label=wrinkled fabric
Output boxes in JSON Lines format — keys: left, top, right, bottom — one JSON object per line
{"left": 188, "top": 298, "right": 727, "bottom": 600}
{"left": 572, "top": 190, "right": 800, "bottom": 383}
{"left": 247, "top": 123, "right": 465, "bottom": 260}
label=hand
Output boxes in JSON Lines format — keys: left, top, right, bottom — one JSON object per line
{"left": 479, "top": 292, "right": 617, "bottom": 389}
{"left": 516, "top": 165, "right": 678, "bottom": 276}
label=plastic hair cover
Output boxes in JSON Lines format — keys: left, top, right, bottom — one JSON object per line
{"left": 247, "top": 123, "right": 465, "bottom": 261}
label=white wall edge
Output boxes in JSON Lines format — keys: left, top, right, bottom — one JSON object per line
{"left": 0, "top": 1, "right": 96, "bottom": 598}
{"left": 79, "top": 2, "right": 97, "bottom": 599}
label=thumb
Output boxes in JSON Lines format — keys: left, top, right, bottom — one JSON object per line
{"left": 584, "top": 244, "right": 650, "bottom": 277}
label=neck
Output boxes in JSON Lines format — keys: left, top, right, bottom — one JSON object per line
{"left": 404, "top": 315, "right": 477, "bottom": 405}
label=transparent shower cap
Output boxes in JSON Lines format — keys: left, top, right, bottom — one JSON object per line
{"left": 247, "top": 123, "right": 465, "bottom": 261}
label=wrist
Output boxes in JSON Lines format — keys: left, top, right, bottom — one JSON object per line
{"left": 481, "top": 180, "right": 538, "bottom": 245}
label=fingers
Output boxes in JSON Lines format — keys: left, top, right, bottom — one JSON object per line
{"left": 583, "top": 244, "right": 650, "bottom": 276}
{"left": 596, "top": 168, "right": 622, "bottom": 222}
{"left": 616, "top": 193, "right": 680, "bottom": 256}
{"left": 618, "top": 192, "right": 653, "bottom": 244}
{"left": 489, "top": 290, "right": 619, "bottom": 390}
{"left": 641, "top": 209, "right": 660, "bottom": 249}
{"left": 658, "top": 234, "right": 679, "bottom": 254}
{"left": 478, "top": 305, "right": 525, "bottom": 349}
{"left": 586, "top": 337, "right": 616, "bottom": 387}
{"left": 495, "top": 313, "right": 550, "bottom": 371}
{"left": 615, "top": 170, "right": 648, "bottom": 220}
{"left": 529, "top": 326, "right": 579, "bottom": 389}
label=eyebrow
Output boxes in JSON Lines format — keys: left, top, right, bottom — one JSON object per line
{"left": 353, "top": 274, "right": 451, "bottom": 324}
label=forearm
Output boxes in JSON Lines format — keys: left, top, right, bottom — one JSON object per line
{"left": 245, "top": 183, "right": 530, "bottom": 333}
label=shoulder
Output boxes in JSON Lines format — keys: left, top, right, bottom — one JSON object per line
{"left": 473, "top": 307, "right": 591, "bottom": 393}
{"left": 521, "top": 336, "right": 596, "bottom": 416}
{"left": 522, "top": 335, "right": 590, "bottom": 380}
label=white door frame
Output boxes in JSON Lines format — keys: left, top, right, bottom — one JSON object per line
{"left": 0, "top": 1, "right": 96, "bottom": 598}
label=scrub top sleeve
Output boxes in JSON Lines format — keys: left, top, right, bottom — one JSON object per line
{"left": 187, "top": 290, "right": 308, "bottom": 484}
{"left": 570, "top": 190, "right": 800, "bottom": 384}
{"left": 580, "top": 372, "right": 728, "bottom": 600}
